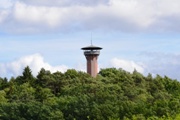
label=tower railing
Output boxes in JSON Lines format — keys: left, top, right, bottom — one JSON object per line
{"left": 84, "top": 50, "right": 100, "bottom": 55}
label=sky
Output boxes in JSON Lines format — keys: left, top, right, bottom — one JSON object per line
{"left": 0, "top": 0, "right": 180, "bottom": 80}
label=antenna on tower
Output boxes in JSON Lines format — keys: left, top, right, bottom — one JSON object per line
{"left": 91, "top": 32, "right": 93, "bottom": 45}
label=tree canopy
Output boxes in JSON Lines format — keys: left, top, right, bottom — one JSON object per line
{"left": 0, "top": 67, "right": 180, "bottom": 120}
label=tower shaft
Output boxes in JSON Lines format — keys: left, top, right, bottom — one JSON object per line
{"left": 85, "top": 54, "right": 99, "bottom": 77}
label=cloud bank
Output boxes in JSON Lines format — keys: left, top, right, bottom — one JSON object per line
{"left": 110, "top": 58, "right": 144, "bottom": 73}
{"left": 141, "top": 52, "right": 180, "bottom": 79}
{"left": 1, "top": 0, "right": 180, "bottom": 33}
{"left": 110, "top": 53, "right": 180, "bottom": 80}
{"left": 0, "top": 53, "right": 180, "bottom": 80}
{"left": 0, "top": 54, "right": 68, "bottom": 78}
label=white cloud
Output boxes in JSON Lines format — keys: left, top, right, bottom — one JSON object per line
{"left": 0, "top": 54, "right": 68, "bottom": 78}
{"left": 0, "top": 0, "right": 180, "bottom": 33}
{"left": 18, "top": 0, "right": 109, "bottom": 6}
{"left": 110, "top": 58, "right": 145, "bottom": 73}
{"left": 75, "top": 62, "right": 86, "bottom": 72}
{"left": 0, "top": 10, "right": 9, "bottom": 23}
{"left": 109, "top": 55, "right": 180, "bottom": 80}
{"left": 0, "top": 0, "right": 13, "bottom": 9}
{"left": 13, "top": 2, "right": 63, "bottom": 27}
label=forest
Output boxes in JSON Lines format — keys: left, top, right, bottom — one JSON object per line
{"left": 0, "top": 66, "right": 180, "bottom": 120}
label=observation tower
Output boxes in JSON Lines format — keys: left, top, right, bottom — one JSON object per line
{"left": 81, "top": 44, "right": 102, "bottom": 77}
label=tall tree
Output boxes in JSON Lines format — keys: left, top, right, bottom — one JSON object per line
{"left": 15, "top": 66, "right": 35, "bottom": 85}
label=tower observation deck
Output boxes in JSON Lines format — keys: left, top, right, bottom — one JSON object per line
{"left": 81, "top": 45, "right": 102, "bottom": 77}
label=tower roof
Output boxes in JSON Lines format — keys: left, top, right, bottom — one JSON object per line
{"left": 81, "top": 45, "right": 102, "bottom": 50}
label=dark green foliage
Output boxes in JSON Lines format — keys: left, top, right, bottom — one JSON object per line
{"left": 0, "top": 67, "right": 180, "bottom": 119}
{"left": 0, "top": 102, "right": 64, "bottom": 120}
{"left": 15, "top": 66, "right": 35, "bottom": 85}
{"left": 0, "top": 77, "right": 8, "bottom": 90}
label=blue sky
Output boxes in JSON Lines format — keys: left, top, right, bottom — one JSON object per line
{"left": 0, "top": 0, "right": 180, "bottom": 80}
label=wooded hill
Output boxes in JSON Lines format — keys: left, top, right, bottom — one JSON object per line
{"left": 0, "top": 66, "right": 180, "bottom": 120}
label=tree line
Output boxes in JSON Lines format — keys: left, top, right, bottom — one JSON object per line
{"left": 0, "top": 66, "right": 180, "bottom": 120}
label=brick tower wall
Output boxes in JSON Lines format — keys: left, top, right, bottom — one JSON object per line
{"left": 85, "top": 55, "right": 98, "bottom": 77}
